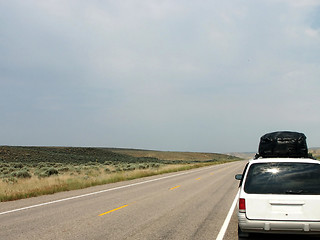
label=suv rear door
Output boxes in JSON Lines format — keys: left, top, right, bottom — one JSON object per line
{"left": 243, "top": 161, "right": 320, "bottom": 221}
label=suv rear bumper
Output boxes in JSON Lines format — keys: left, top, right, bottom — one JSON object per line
{"left": 238, "top": 212, "right": 320, "bottom": 234}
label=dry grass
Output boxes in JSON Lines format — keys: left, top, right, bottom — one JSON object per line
{"left": 0, "top": 162, "right": 223, "bottom": 202}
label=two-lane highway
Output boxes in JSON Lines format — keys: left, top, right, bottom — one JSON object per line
{"left": 0, "top": 161, "right": 246, "bottom": 240}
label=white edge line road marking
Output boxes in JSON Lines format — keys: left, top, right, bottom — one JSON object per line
{"left": 216, "top": 189, "right": 240, "bottom": 240}
{"left": 0, "top": 165, "right": 218, "bottom": 216}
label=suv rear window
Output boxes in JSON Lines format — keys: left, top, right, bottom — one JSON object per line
{"left": 244, "top": 162, "right": 320, "bottom": 195}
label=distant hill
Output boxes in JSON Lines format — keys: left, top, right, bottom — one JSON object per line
{"left": 309, "top": 147, "right": 320, "bottom": 159}
{"left": 228, "top": 147, "right": 320, "bottom": 160}
{"left": 0, "top": 146, "right": 242, "bottom": 164}
{"left": 226, "top": 152, "right": 255, "bottom": 160}
{"left": 108, "top": 148, "right": 241, "bottom": 162}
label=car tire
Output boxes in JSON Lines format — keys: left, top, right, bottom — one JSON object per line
{"left": 238, "top": 225, "right": 250, "bottom": 239}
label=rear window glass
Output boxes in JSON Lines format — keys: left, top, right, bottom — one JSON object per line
{"left": 244, "top": 162, "right": 320, "bottom": 195}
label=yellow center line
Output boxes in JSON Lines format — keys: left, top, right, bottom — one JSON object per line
{"left": 170, "top": 185, "right": 181, "bottom": 190}
{"left": 99, "top": 204, "right": 128, "bottom": 216}
{"left": 210, "top": 173, "right": 214, "bottom": 175}
{"left": 196, "top": 178, "right": 201, "bottom": 180}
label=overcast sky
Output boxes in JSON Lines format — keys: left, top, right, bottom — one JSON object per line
{"left": 1, "top": 0, "right": 320, "bottom": 153}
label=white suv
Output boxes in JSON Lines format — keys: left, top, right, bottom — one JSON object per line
{"left": 235, "top": 158, "right": 320, "bottom": 239}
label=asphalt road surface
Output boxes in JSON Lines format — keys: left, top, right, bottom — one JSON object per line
{"left": 3, "top": 160, "right": 318, "bottom": 240}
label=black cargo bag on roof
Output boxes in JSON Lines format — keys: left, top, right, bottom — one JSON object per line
{"left": 258, "top": 131, "right": 308, "bottom": 158}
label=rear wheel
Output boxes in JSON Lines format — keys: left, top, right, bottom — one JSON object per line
{"left": 238, "top": 225, "right": 250, "bottom": 239}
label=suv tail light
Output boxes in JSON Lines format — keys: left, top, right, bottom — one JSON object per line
{"left": 239, "top": 198, "right": 246, "bottom": 213}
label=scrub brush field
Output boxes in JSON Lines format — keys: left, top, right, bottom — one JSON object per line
{"left": 0, "top": 146, "right": 241, "bottom": 202}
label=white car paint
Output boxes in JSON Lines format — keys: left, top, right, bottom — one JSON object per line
{"left": 236, "top": 158, "right": 320, "bottom": 236}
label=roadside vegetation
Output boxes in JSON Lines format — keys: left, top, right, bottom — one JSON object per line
{"left": 309, "top": 148, "right": 320, "bottom": 160}
{"left": 0, "top": 146, "right": 241, "bottom": 202}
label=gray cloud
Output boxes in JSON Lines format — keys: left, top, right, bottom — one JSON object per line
{"left": 1, "top": 0, "right": 320, "bottom": 152}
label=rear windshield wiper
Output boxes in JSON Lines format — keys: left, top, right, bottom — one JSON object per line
{"left": 285, "top": 190, "right": 304, "bottom": 194}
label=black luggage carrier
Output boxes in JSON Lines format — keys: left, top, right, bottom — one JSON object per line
{"left": 256, "top": 131, "right": 308, "bottom": 159}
